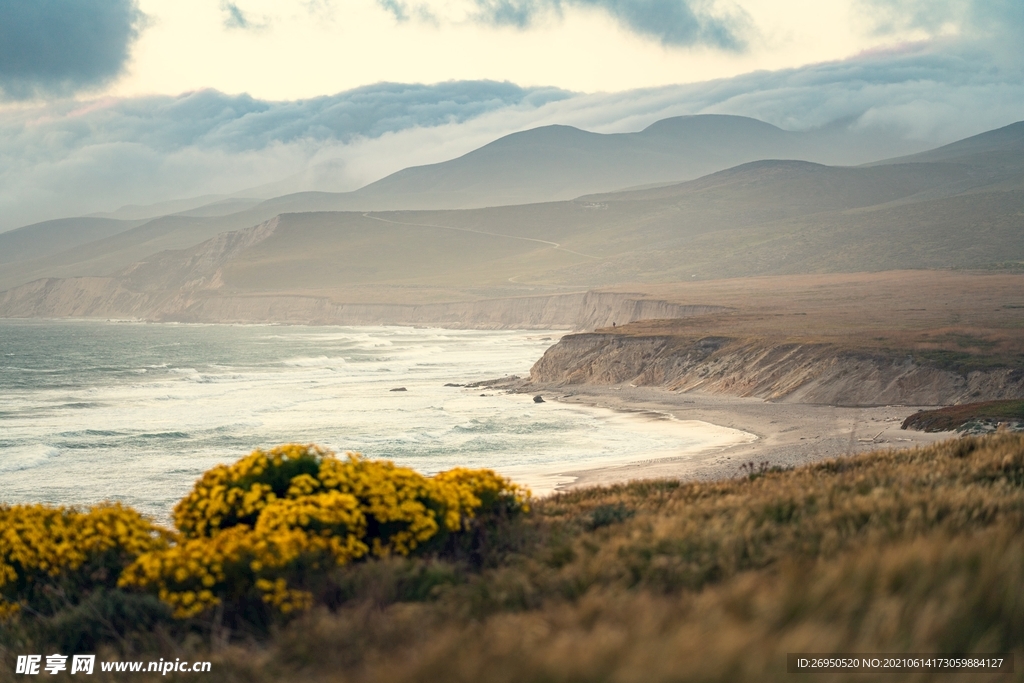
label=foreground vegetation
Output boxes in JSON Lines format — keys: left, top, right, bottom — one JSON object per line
{"left": 903, "top": 400, "right": 1024, "bottom": 432}
{"left": 4, "top": 434, "right": 1024, "bottom": 681}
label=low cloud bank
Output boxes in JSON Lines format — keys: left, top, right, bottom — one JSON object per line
{"left": 2, "top": 39, "right": 1023, "bottom": 232}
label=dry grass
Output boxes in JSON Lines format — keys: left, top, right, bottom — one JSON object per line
{"left": 598, "top": 271, "right": 1024, "bottom": 367}
{"left": 904, "top": 401, "right": 1024, "bottom": 432}
{"left": 7, "top": 434, "right": 1024, "bottom": 682}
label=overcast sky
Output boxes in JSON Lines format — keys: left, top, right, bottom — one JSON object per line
{"left": 0, "top": 0, "right": 1021, "bottom": 230}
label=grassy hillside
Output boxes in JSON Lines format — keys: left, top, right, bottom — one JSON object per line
{"left": 211, "top": 162, "right": 1024, "bottom": 296}
{"left": 1, "top": 121, "right": 1022, "bottom": 313}
{"left": 218, "top": 144, "right": 1024, "bottom": 296}
{"left": 255, "top": 114, "right": 923, "bottom": 214}
{"left": 872, "top": 120, "right": 1024, "bottom": 166}
{"left": 0, "top": 212, "right": 279, "bottom": 293}
{"left": 0, "top": 217, "right": 143, "bottom": 265}
{"left": 0, "top": 115, "right": 955, "bottom": 295}
{"left": 6, "top": 434, "right": 1024, "bottom": 682}
{"left": 903, "top": 400, "right": 1024, "bottom": 432}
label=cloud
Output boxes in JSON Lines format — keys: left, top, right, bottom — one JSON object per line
{"left": 0, "top": 81, "right": 571, "bottom": 229}
{"left": 859, "top": 0, "right": 1024, "bottom": 41}
{"left": 378, "top": 0, "right": 750, "bottom": 49}
{"left": 221, "top": 1, "right": 271, "bottom": 30}
{"left": 223, "top": 3, "right": 253, "bottom": 29}
{"left": 571, "top": 0, "right": 749, "bottom": 49}
{"left": 378, "top": 0, "right": 412, "bottom": 22}
{"left": 0, "top": 0, "right": 144, "bottom": 99}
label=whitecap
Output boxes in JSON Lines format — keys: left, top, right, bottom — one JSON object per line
{"left": 280, "top": 356, "right": 347, "bottom": 367}
{"left": 0, "top": 323, "right": 753, "bottom": 513}
{"left": 0, "top": 444, "right": 60, "bottom": 473}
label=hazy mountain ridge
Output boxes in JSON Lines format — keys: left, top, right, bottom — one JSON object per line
{"left": 1, "top": 118, "right": 1022, "bottom": 325}
{"left": 255, "top": 114, "right": 928, "bottom": 213}
{"left": 870, "top": 120, "right": 1024, "bottom": 166}
{"left": 0, "top": 114, "right": 930, "bottom": 294}
{"left": 0, "top": 217, "right": 145, "bottom": 265}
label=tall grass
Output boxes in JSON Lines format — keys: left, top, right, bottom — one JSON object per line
{"left": 6, "top": 434, "right": 1024, "bottom": 682}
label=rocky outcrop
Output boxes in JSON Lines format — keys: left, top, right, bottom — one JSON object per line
{"left": 530, "top": 333, "right": 1024, "bottom": 406}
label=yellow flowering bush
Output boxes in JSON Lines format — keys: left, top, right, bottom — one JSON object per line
{"left": 435, "top": 467, "right": 533, "bottom": 524}
{"left": 121, "top": 445, "right": 529, "bottom": 620}
{"left": 172, "top": 443, "right": 327, "bottom": 538}
{"left": 120, "top": 491, "right": 369, "bottom": 618}
{"left": 0, "top": 503, "right": 170, "bottom": 620}
{"left": 118, "top": 525, "right": 321, "bottom": 618}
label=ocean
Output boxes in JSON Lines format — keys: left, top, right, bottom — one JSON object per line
{"left": 0, "top": 319, "right": 744, "bottom": 520}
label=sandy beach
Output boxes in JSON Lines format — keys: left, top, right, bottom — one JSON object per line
{"left": 519, "top": 384, "right": 958, "bottom": 491}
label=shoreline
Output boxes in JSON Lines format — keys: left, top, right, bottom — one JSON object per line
{"left": 494, "top": 396, "right": 756, "bottom": 496}
{"left": 518, "top": 384, "right": 958, "bottom": 492}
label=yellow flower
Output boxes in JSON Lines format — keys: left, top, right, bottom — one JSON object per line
{"left": 0, "top": 503, "right": 169, "bottom": 621}
{"left": 39, "top": 444, "right": 534, "bottom": 620}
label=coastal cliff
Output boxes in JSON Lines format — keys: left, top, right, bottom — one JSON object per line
{"left": 0, "top": 214, "right": 735, "bottom": 329}
{"left": 530, "top": 332, "right": 1024, "bottom": 406}
{"left": 162, "top": 291, "right": 727, "bottom": 329}
{"left": 0, "top": 222, "right": 727, "bottom": 330}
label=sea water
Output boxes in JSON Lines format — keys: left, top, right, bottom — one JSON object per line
{"left": 0, "top": 319, "right": 744, "bottom": 519}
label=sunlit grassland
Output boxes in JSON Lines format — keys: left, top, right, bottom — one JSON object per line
{"left": 5, "top": 434, "right": 1024, "bottom": 681}
{"left": 2, "top": 436, "right": 1024, "bottom": 679}
{"left": 207, "top": 434, "right": 1024, "bottom": 682}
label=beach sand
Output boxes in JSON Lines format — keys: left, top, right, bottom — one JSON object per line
{"left": 520, "top": 384, "right": 956, "bottom": 492}
{"left": 496, "top": 399, "right": 754, "bottom": 495}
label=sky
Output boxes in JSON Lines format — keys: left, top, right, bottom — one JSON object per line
{"left": 0, "top": 0, "right": 1022, "bottom": 231}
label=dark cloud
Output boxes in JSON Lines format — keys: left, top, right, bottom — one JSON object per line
{"left": 0, "top": 0, "right": 143, "bottom": 98}
{"left": 377, "top": 0, "right": 749, "bottom": 49}
{"left": 378, "top": 0, "right": 411, "bottom": 22}
{"left": 222, "top": 3, "right": 253, "bottom": 29}
{"left": 220, "top": 2, "right": 270, "bottom": 31}
{"left": 573, "top": 0, "right": 748, "bottom": 49}
{"left": 472, "top": 0, "right": 541, "bottom": 29}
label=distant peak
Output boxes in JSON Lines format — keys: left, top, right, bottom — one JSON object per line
{"left": 484, "top": 124, "right": 593, "bottom": 145}
{"left": 640, "top": 114, "right": 784, "bottom": 135}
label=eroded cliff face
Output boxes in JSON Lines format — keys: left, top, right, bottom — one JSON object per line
{"left": 0, "top": 219, "right": 727, "bottom": 329}
{"left": 0, "top": 218, "right": 279, "bottom": 317}
{"left": 164, "top": 292, "right": 726, "bottom": 329}
{"left": 530, "top": 333, "right": 1024, "bottom": 406}
{"left": 0, "top": 282, "right": 728, "bottom": 330}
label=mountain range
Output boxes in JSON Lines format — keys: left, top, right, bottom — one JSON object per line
{"left": 0, "top": 114, "right": 923, "bottom": 287}
{"left": 1, "top": 116, "right": 1021, "bottom": 325}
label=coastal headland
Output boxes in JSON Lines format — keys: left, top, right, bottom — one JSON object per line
{"left": 487, "top": 269, "right": 1024, "bottom": 489}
